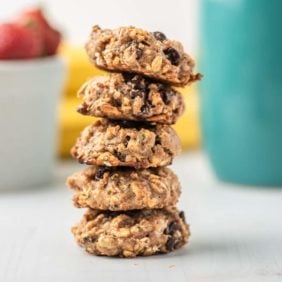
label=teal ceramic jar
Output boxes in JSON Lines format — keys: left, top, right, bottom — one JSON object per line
{"left": 200, "top": 0, "right": 282, "bottom": 185}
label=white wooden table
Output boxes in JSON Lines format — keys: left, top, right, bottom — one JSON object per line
{"left": 1, "top": 151, "right": 282, "bottom": 282}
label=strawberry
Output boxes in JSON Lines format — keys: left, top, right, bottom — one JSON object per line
{"left": 44, "top": 27, "right": 61, "bottom": 56}
{"left": 0, "top": 23, "right": 41, "bottom": 59}
{"left": 17, "top": 8, "right": 61, "bottom": 56}
{"left": 18, "top": 16, "right": 45, "bottom": 56}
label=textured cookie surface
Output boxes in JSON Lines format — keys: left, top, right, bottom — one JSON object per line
{"left": 71, "top": 119, "right": 181, "bottom": 168}
{"left": 67, "top": 166, "right": 181, "bottom": 210}
{"left": 85, "top": 25, "right": 201, "bottom": 86}
{"left": 72, "top": 208, "right": 190, "bottom": 257}
{"left": 77, "top": 73, "right": 184, "bottom": 124}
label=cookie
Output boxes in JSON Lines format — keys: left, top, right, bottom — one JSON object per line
{"left": 71, "top": 119, "right": 181, "bottom": 168}
{"left": 85, "top": 25, "right": 202, "bottom": 86}
{"left": 72, "top": 208, "right": 190, "bottom": 257}
{"left": 77, "top": 73, "right": 184, "bottom": 125}
{"left": 67, "top": 166, "right": 180, "bottom": 210}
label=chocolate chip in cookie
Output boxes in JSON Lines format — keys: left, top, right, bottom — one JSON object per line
{"left": 179, "top": 211, "right": 186, "bottom": 223}
{"left": 130, "top": 89, "right": 143, "bottom": 99}
{"left": 114, "top": 150, "right": 127, "bottom": 162}
{"left": 77, "top": 105, "right": 89, "bottom": 115}
{"left": 140, "top": 104, "right": 150, "bottom": 114}
{"left": 92, "top": 166, "right": 112, "bottom": 181}
{"left": 163, "top": 47, "right": 180, "bottom": 66}
{"left": 111, "top": 99, "right": 122, "bottom": 107}
{"left": 164, "top": 221, "right": 180, "bottom": 235}
{"left": 166, "top": 237, "right": 177, "bottom": 251}
{"left": 136, "top": 48, "right": 143, "bottom": 60}
{"left": 124, "top": 135, "right": 130, "bottom": 147}
{"left": 153, "top": 31, "right": 167, "bottom": 42}
{"left": 122, "top": 72, "right": 136, "bottom": 83}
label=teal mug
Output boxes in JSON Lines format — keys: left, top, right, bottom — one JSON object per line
{"left": 200, "top": 0, "right": 282, "bottom": 185}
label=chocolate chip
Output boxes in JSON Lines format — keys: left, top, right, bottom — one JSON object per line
{"left": 130, "top": 89, "right": 144, "bottom": 99}
{"left": 136, "top": 48, "right": 143, "bottom": 60}
{"left": 163, "top": 47, "right": 180, "bottom": 66}
{"left": 133, "top": 88, "right": 151, "bottom": 111}
{"left": 115, "top": 151, "right": 126, "bottom": 162}
{"left": 190, "top": 73, "right": 203, "bottom": 82}
{"left": 141, "top": 40, "right": 150, "bottom": 46}
{"left": 129, "top": 77, "right": 155, "bottom": 117}
{"left": 159, "top": 86, "right": 173, "bottom": 105}
{"left": 92, "top": 166, "right": 111, "bottom": 181}
{"left": 162, "top": 92, "right": 170, "bottom": 104}
{"left": 153, "top": 31, "right": 167, "bottom": 42}
{"left": 112, "top": 99, "right": 121, "bottom": 107}
{"left": 124, "top": 135, "right": 130, "bottom": 147}
{"left": 83, "top": 237, "right": 95, "bottom": 243}
{"left": 179, "top": 211, "right": 186, "bottom": 222}
{"left": 122, "top": 72, "right": 136, "bottom": 83}
{"left": 77, "top": 105, "right": 88, "bottom": 115}
{"left": 126, "top": 75, "right": 147, "bottom": 96}
{"left": 169, "top": 222, "right": 180, "bottom": 232}
{"left": 166, "top": 237, "right": 177, "bottom": 251}
{"left": 155, "top": 136, "right": 161, "bottom": 145}
{"left": 141, "top": 104, "right": 150, "bottom": 114}
{"left": 132, "top": 76, "right": 146, "bottom": 91}
{"left": 77, "top": 157, "right": 85, "bottom": 164}
{"left": 164, "top": 221, "right": 180, "bottom": 235}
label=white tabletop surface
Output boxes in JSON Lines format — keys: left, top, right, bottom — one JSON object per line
{"left": 1, "top": 151, "right": 282, "bottom": 282}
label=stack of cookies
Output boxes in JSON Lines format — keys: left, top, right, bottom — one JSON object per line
{"left": 67, "top": 26, "right": 201, "bottom": 257}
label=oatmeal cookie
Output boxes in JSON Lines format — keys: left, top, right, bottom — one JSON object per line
{"left": 72, "top": 208, "right": 190, "bottom": 257}
{"left": 85, "top": 25, "right": 201, "bottom": 86}
{"left": 67, "top": 166, "right": 180, "bottom": 210}
{"left": 77, "top": 73, "right": 184, "bottom": 124}
{"left": 71, "top": 119, "right": 181, "bottom": 168}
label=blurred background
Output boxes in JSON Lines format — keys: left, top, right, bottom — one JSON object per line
{"left": 1, "top": 0, "right": 200, "bottom": 155}
{"left": 1, "top": 0, "right": 282, "bottom": 188}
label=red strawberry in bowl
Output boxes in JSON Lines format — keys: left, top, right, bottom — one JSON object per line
{"left": 44, "top": 27, "right": 61, "bottom": 55}
{"left": 17, "top": 8, "right": 61, "bottom": 56}
{"left": 0, "top": 7, "right": 62, "bottom": 60}
{"left": 0, "top": 8, "right": 65, "bottom": 188}
{"left": 0, "top": 23, "right": 42, "bottom": 59}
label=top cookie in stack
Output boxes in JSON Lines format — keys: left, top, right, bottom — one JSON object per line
{"left": 68, "top": 25, "right": 201, "bottom": 258}
{"left": 86, "top": 25, "right": 201, "bottom": 88}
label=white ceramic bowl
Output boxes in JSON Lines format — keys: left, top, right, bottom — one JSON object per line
{"left": 0, "top": 57, "right": 65, "bottom": 189}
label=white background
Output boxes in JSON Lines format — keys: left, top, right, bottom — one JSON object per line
{"left": 1, "top": 0, "right": 199, "bottom": 55}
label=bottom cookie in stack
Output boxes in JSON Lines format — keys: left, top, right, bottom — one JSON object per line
{"left": 72, "top": 208, "right": 190, "bottom": 258}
